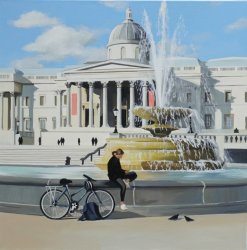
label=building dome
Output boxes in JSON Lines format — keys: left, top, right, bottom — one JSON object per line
{"left": 108, "top": 9, "right": 145, "bottom": 47}
{"left": 107, "top": 8, "right": 148, "bottom": 63}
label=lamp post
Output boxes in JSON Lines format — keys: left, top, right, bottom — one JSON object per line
{"left": 188, "top": 106, "right": 193, "bottom": 133}
{"left": 113, "top": 108, "right": 118, "bottom": 133}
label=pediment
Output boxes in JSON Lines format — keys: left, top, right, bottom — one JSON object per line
{"left": 64, "top": 60, "right": 151, "bottom": 74}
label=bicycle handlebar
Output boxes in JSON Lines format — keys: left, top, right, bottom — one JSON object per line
{"left": 83, "top": 174, "right": 96, "bottom": 182}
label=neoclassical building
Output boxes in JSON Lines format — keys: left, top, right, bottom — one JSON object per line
{"left": 0, "top": 9, "right": 247, "bottom": 145}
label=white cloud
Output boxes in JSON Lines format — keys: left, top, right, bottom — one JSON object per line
{"left": 13, "top": 11, "right": 59, "bottom": 28}
{"left": 226, "top": 18, "right": 247, "bottom": 31}
{"left": 100, "top": 0, "right": 128, "bottom": 11}
{"left": 13, "top": 23, "right": 107, "bottom": 68}
{"left": 14, "top": 56, "right": 44, "bottom": 69}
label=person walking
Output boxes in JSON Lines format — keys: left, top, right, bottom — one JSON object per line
{"left": 91, "top": 137, "right": 95, "bottom": 146}
{"left": 95, "top": 137, "right": 98, "bottom": 146}
{"left": 18, "top": 136, "right": 22, "bottom": 145}
{"left": 78, "top": 138, "right": 80, "bottom": 146}
{"left": 57, "top": 139, "right": 60, "bottom": 146}
{"left": 107, "top": 148, "right": 137, "bottom": 211}
{"left": 38, "top": 137, "right": 41, "bottom": 146}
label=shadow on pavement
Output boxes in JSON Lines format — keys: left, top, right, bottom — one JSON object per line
{"left": 107, "top": 210, "right": 145, "bottom": 220}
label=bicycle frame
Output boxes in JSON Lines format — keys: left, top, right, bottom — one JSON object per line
{"left": 45, "top": 183, "right": 102, "bottom": 206}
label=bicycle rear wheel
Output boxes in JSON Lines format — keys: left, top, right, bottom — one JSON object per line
{"left": 40, "top": 189, "right": 70, "bottom": 219}
{"left": 86, "top": 190, "right": 115, "bottom": 219}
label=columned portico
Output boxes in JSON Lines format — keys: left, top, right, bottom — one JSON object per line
{"left": 65, "top": 83, "right": 71, "bottom": 127}
{"left": 10, "top": 92, "right": 15, "bottom": 131}
{"left": 129, "top": 81, "right": 135, "bottom": 128}
{"left": 102, "top": 82, "right": 109, "bottom": 127}
{"left": 0, "top": 92, "right": 3, "bottom": 130}
{"left": 116, "top": 81, "right": 122, "bottom": 127}
{"left": 142, "top": 81, "right": 148, "bottom": 126}
{"left": 88, "top": 82, "right": 94, "bottom": 127}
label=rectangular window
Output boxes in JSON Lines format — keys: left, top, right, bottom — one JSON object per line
{"left": 40, "top": 96, "right": 45, "bottom": 106}
{"left": 204, "top": 92, "right": 211, "bottom": 103}
{"left": 224, "top": 114, "right": 234, "bottom": 129}
{"left": 245, "top": 92, "right": 247, "bottom": 103}
{"left": 23, "top": 97, "right": 29, "bottom": 106}
{"left": 39, "top": 118, "right": 46, "bottom": 130}
{"left": 225, "top": 91, "right": 232, "bottom": 102}
{"left": 24, "top": 118, "right": 31, "bottom": 131}
{"left": 204, "top": 114, "right": 212, "bottom": 129}
{"left": 54, "top": 96, "right": 57, "bottom": 106}
{"left": 52, "top": 117, "right": 56, "bottom": 129}
{"left": 64, "top": 95, "right": 67, "bottom": 105}
{"left": 186, "top": 93, "right": 192, "bottom": 103}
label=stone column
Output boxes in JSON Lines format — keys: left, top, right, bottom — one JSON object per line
{"left": 102, "top": 82, "right": 109, "bottom": 127}
{"left": 0, "top": 92, "right": 3, "bottom": 130}
{"left": 65, "top": 83, "right": 71, "bottom": 127}
{"left": 57, "top": 90, "right": 65, "bottom": 127}
{"left": 88, "top": 82, "right": 94, "bottom": 127}
{"left": 77, "top": 84, "right": 82, "bottom": 127}
{"left": 18, "top": 95, "right": 23, "bottom": 132}
{"left": 142, "top": 81, "right": 148, "bottom": 126}
{"left": 116, "top": 81, "right": 122, "bottom": 127}
{"left": 10, "top": 92, "right": 15, "bottom": 131}
{"left": 129, "top": 81, "right": 135, "bottom": 128}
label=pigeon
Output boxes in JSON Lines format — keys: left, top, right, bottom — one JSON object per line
{"left": 168, "top": 214, "right": 179, "bottom": 221}
{"left": 184, "top": 215, "right": 194, "bottom": 222}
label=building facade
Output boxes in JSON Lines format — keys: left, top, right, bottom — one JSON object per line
{"left": 0, "top": 9, "right": 247, "bottom": 145}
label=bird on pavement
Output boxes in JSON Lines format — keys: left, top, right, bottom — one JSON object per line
{"left": 184, "top": 215, "right": 194, "bottom": 222}
{"left": 168, "top": 214, "right": 179, "bottom": 221}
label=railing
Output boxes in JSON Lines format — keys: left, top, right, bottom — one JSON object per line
{"left": 170, "top": 134, "right": 217, "bottom": 141}
{"left": 121, "top": 133, "right": 150, "bottom": 138}
{"left": 80, "top": 143, "right": 107, "bottom": 165}
{"left": 224, "top": 135, "right": 247, "bottom": 143}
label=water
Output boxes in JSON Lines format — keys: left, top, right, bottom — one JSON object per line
{"left": 140, "top": 1, "right": 204, "bottom": 131}
{"left": 0, "top": 165, "right": 107, "bottom": 179}
{"left": 0, "top": 164, "right": 247, "bottom": 185}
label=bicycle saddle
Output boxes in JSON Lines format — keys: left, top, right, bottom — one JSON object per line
{"left": 60, "top": 178, "right": 72, "bottom": 186}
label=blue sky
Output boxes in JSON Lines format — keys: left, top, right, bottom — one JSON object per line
{"left": 0, "top": 0, "right": 247, "bottom": 69}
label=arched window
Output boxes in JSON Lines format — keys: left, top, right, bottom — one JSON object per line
{"left": 108, "top": 48, "right": 111, "bottom": 59}
{"left": 121, "top": 47, "right": 126, "bottom": 59}
{"left": 135, "top": 47, "right": 140, "bottom": 59}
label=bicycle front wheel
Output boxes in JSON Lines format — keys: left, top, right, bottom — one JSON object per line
{"left": 86, "top": 190, "right": 115, "bottom": 219}
{"left": 40, "top": 189, "right": 70, "bottom": 219}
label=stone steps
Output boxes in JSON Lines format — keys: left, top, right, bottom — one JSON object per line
{"left": 0, "top": 145, "right": 104, "bottom": 166}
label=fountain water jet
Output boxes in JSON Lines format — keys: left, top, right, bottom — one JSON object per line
{"left": 96, "top": 2, "right": 224, "bottom": 171}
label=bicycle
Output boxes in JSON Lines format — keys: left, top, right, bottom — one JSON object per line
{"left": 40, "top": 174, "right": 115, "bottom": 220}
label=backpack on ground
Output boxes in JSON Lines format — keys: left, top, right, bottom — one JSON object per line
{"left": 79, "top": 202, "right": 102, "bottom": 221}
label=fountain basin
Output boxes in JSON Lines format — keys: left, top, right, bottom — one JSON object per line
{"left": 0, "top": 164, "right": 247, "bottom": 216}
{"left": 96, "top": 137, "right": 223, "bottom": 170}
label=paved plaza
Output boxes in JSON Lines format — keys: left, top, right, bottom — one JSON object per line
{"left": 0, "top": 212, "right": 246, "bottom": 250}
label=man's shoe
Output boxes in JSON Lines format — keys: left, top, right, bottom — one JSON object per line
{"left": 120, "top": 204, "right": 128, "bottom": 211}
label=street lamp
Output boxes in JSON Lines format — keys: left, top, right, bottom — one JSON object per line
{"left": 188, "top": 106, "right": 193, "bottom": 133}
{"left": 113, "top": 108, "right": 119, "bottom": 133}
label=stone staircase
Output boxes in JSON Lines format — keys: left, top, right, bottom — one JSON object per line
{"left": 0, "top": 145, "right": 103, "bottom": 166}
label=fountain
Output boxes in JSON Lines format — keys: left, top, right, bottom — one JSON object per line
{"left": 96, "top": 2, "right": 224, "bottom": 171}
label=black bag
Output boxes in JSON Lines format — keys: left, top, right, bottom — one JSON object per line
{"left": 79, "top": 202, "right": 102, "bottom": 221}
